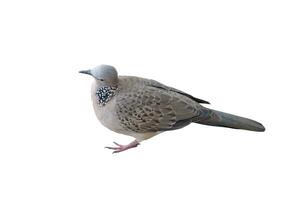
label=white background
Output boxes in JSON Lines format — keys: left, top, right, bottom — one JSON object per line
{"left": 0, "top": 0, "right": 299, "bottom": 199}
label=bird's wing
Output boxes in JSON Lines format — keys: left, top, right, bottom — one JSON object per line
{"left": 145, "top": 79, "right": 210, "bottom": 104}
{"left": 115, "top": 85, "right": 201, "bottom": 133}
{"left": 119, "top": 76, "right": 209, "bottom": 104}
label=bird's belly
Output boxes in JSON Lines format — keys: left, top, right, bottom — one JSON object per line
{"left": 92, "top": 99, "right": 124, "bottom": 134}
{"left": 92, "top": 98, "right": 160, "bottom": 141}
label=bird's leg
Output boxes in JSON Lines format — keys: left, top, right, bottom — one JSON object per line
{"left": 105, "top": 140, "right": 140, "bottom": 153}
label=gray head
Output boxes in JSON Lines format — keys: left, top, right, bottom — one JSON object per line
{"left": 79, "top": 65, "right": 118, "bottom": 86}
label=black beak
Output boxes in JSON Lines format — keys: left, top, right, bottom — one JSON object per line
{"left": 79, "top": 69, "right": 92, "bottom": 75}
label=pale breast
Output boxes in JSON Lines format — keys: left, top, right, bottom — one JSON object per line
{"left": 91, "top": 89, "right": 124, "bottom": 133}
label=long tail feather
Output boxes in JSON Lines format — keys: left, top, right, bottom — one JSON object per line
{"left": 195, "top": 108, "right": 265, "bottom": 132}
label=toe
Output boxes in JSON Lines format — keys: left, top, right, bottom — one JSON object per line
{"left": 105, "top": 146, "right": 119, "bottom": 150}
{"left": 113, "top": 142, "right": 123, "bottom": 147}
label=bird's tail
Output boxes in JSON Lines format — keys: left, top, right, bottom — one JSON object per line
{"left": 195, "top": 108, "right": 265, "bottom": 132}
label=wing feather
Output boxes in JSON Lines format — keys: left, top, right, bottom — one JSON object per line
{"left": 116, "top": 84, "right": 201, "bottom": 133}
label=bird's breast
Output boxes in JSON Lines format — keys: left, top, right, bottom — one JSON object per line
{"left": 91, "top": 93, "right": 125, "bottom": 134}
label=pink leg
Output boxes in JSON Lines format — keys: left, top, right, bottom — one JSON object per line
{"left": 105, "top": 140, "right": 140, "bottom": 153}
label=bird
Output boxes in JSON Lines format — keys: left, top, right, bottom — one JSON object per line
{"left": 79, "top": 64, "right": 265, "bottom": 153}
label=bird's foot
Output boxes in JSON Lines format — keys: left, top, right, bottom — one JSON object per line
{"left": 105, "top": 140, "right": 140, "bottom": 153}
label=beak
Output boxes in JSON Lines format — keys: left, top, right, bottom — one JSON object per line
{"left": 79, "top": 69, "right": 92, "bottom": 75}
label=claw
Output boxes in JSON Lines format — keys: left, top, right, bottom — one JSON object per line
{"left": 105, "top": 146, "right": 119, "bottom": 150}
{"left": 113, "top": 142, "right": 122, "bottom": 147}
{"left": 105, "top": 140, "right": 140, "bottom": 153}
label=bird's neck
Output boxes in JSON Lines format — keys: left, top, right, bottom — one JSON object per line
{"left": 94, "top": 85, "right": 117, "bottom": 106}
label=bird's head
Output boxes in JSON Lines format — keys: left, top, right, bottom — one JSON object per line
{"left": 79, "top": 64, "right": 119, "bottom": 87}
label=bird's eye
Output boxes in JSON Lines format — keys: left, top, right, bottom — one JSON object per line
{"left": 99, "top": 79, "right": 104, "bottom": 81}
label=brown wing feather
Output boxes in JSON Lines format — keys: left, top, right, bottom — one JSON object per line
{"left": 115, "top": 85, "right": 201, "bottom": 133}
{"left": 142, "top": 78, "right": 210, "bottom": 104}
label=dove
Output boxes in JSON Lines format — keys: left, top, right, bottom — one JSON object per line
{"left": 79, "top": 65, "right": 265, "bottom": 153}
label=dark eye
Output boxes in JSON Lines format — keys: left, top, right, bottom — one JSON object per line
{"left": 99, "top": 79, "right": 104, "bottom": 81}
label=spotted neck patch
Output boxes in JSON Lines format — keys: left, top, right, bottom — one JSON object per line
{"left": 96, "top": 86, "right": 117, "bottom": 106}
